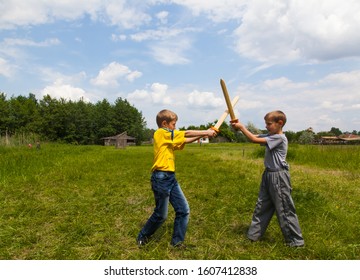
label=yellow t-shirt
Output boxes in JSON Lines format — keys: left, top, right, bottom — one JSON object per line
{"left": 151, "top": 128, "right": 186, "bottom": 172}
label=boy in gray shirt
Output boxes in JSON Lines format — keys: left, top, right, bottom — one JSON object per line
{"left": 231, "top": 110, "right": 304, "bottom": 247}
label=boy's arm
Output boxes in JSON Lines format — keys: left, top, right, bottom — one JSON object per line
{"left": 184, "top": 129, "right": 217, "bottom": 138}
{"left": 231, "top": 121, "right": 267, "bottom": 144}
{"left": 184, "top": 136, "right": 202, "bottom": 144}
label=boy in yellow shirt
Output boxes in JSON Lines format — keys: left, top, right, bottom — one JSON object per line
{"left": 137, "top": 109, "right": 217, "bottom": 248}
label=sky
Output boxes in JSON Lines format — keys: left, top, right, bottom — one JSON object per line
{"left": 1, "top": 0, "right": 360, "bottom": 133}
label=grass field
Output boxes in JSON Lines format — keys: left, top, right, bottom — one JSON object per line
{"left": 0, "top": 143, "right": 359, "bottom": 260}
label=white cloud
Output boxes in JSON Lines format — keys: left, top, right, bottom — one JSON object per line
{"left": 37, "top": 68, "right": 94, "bottom": 102}
{"left": 0, "top": 0, "right": 150, "bottom": 29}
{"left": 319, "top": 70, "right": 360, "bottom": 87}
{"left": 232, "top": 0, "right": 360, "bottom": 63}
{"left": 0, "top": 1, "right": 52, "bottom": 29}
{"left": 126, "top": 71, "right": 143, "bottom": 82}
{"left": 232, "top": 71, "right": 360, "bottom": 132}
{"left": 0, "top": 57, "right": 16, "bottom": 78}
{"left": 127, "top": 83, "right": 225, "bottom": 129}
{"left": 134, "top": 1, "right": 360, "bottom": 66}
{"left": 156, "top": 11, "right": 169, "bottom": 25}
{"left": 127, "top": 89, "right": 150, "bottom": 101}
{"left": 127, "top": 82, "right": 172, "bottom": 105}
{"left": 150, "top": 83, "right": 171, "bottom": 104}
{"left": 0, "top": 37, "right": 60, "bottom": 76}
{"left": 3, "top": 38, "right": 60, "bottom": 47}
{"left": 170, "top": 0, "right": 247, "bottom": 22}
{"left": 127, "top": 69, "right": 360, "bottom": 131}
{"left": 129, "top": 27, "right": 199, "bottom": 65}
{"left": 320, "top": 101, "right": 344, "bottom": 111}
{"left": 41, "top": 79, "right": 90, "bottom": 102}
{"left": 111, "top": 34, "right": 127, "bottom": 41}
{"left": 187, "top": 90, "right": 223, "bottom": 108}
{"left": 104, "top": 1, "right": 151, "bottom": 29}
{"left": 262, "top": 77, "right": 309, "bottom": 91}
{"left": 0, "top": 0, "right": 102, "bottom": 29}
{"left": 150, "top": 38, "right": 191, "bottom": 65}
{"left": 3, "top": 0, "right": 359, "bottom": 67}
{"left": 38, "top": 67, "right": 87, "bottom": 84}
{"left": 130, "top": 27, "right": 192, "bottom": 42}
{"left": 91, "top": 62, "right": 142, "bottom": 87}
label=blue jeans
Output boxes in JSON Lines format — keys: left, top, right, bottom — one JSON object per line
{"left": 138, "top": 171, "right": 190, "bottom": 245}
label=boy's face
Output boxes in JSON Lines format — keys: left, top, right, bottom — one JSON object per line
{"left": 163, "top": 119, "right": 176, "bottom": 130}
{"left": 265, "top": 118, "right": 283, "bottom": 135}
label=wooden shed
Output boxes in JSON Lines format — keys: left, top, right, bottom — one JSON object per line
{"left": 102, "top": 132, "right": 136, "bottom": 148}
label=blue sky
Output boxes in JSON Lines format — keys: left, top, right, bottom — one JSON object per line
{"left": 1, "top": 0, "right": 360, "bottom": 132}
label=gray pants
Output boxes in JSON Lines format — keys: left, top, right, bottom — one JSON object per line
{"left": 247, "top": 169, "right": 304, "bottom": 247}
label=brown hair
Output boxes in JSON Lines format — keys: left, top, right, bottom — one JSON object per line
{"left": 264, "top": 110, "right": 287, "bottom": 127}
{"left": 156, "top": 109, "right": 178, "bottom": 127}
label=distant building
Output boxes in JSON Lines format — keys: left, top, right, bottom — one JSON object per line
{"left": 319, "top": 134, "right": 360, "bottom": 144}
{"left": 192, "top": 137, "right": 209, "bottom": 144}
{"left": 101, "top": 132, "right": 136, "bottom": 148}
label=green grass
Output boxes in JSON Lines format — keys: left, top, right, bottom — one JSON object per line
{"left": 0, "top": 143, "right": 359, "bottom": 259}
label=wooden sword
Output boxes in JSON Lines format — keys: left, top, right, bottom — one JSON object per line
{"left": 211, "top": 96, "right": 239, "bottom": 132}
{"left": 220, "top": 79, "right": 238, "bottom": 124}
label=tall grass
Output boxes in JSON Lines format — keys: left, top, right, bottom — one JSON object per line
{"left": 289, "top": 144, "right": 360, "bottom": 172}
{"left": 251, "top": 144, "right": 360, "bottom": 172}
{"left": 0, "top": 143, "right": 359, "bottom": 259}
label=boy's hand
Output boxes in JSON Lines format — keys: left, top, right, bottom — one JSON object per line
{"left": 231, "top": 121, "right": 244, "bottom": 131}
{"left": 207, "top": 128, "right": 217, "bottom": 138}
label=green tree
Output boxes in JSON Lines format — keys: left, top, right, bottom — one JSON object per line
{"left": 38, "top": 95, "right": 67, "bottom": 141}
{"left": 298, "top": 131, "right": 315, "bottom": 144}
{"left": 93, "top": 99, "right": 116, "bottom": 142}
{"left": 0, "top": 93, "right": 9, "bottom": 135}
{"left": 330, "top": 127, "right": 342, "bottom": 136}
{"left": 233, "top": 122, "right": 262, "bottom": 143}
{"left": 70, "top": 99, "right": 95, "bottom": 144}
{"left": 285, "top": 131, "right": 297, "bottom": 143}
{"left": 5, "top": 94, "right": 40, "bottom": 137}
{"left": 246, "top": 122, "right": 262, "bottom": 134}
{"left": 113, "top": 98, "right": 146, "bottom": 144}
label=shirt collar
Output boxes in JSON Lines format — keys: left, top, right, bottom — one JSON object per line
{"left": 161, "top": 127, "right": 174, "bottom": 140}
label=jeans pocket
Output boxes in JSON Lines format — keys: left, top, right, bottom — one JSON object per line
{"left": 153, "top": 171, "right": 168, "bottom": 180}
{"left": 151, "top": 171, "right": 173, "bottom": 194}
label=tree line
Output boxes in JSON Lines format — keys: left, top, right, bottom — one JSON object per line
{"left": 1, "top": 92, "right": 358, "bottom": 146}
{"left": 183, "top": 121, "right": 360, "bottom": 144}
{"left": 0, "top": 93, "right": 149, "bottom": 145}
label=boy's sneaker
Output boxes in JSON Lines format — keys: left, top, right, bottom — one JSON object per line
{"left": 172, "top": 242, "right": 186, "bottom": 249}
{"left": 136, "top": 236, "right": 148, "bottom": 247}
{"left": 171, "top": 242, "right": 195, "bottom": 250}
{"left": 286, "top": 241, "right": 305, "bottom": 248}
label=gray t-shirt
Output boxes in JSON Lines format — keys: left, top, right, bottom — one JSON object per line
{"left": 259, "top": 133, "right": 289, "bottom": 170}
